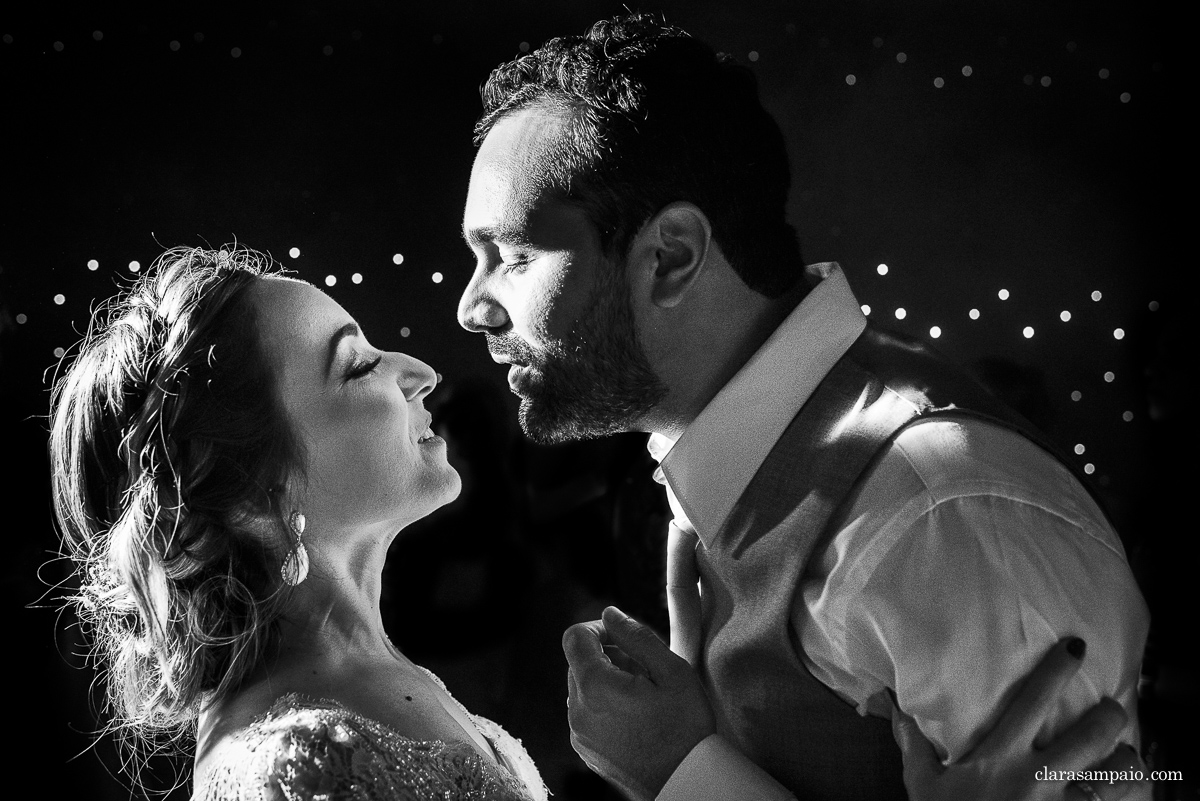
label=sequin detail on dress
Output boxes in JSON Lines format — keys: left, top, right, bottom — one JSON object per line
{"left": 194, "top": 690, "right": 547, "bottom": 801}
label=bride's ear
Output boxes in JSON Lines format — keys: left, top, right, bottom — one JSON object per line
{"left": 241, "top": 483, "right": 299, "bottom": 548}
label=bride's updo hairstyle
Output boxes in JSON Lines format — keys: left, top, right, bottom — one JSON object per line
{"left": 50, "top": 245, "right": 306, "bottom": 747}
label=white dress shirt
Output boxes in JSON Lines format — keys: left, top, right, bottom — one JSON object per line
{"left": 654, "top": 264, "right": 1149, "bottom": 800}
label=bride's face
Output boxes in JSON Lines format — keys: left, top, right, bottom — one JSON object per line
{"left": 251, "top": 277, "right": 460, "bottom": 537}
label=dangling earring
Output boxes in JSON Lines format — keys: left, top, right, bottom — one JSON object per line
{"left": 281, "top": 511, "right": 309, "bottom": 586}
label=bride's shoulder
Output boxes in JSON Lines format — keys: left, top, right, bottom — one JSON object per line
{"left": 192, "top": 692, "right": 533, "bottom": 801}
{"left": 194, "top": 692, "right": 412, "bottom": 800}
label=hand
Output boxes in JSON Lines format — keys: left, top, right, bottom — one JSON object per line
{"left": 895, "top": 637, "right": 1150, "bottom": 801}
{"left": 563, "top": 606, "right": 716, "bottom": 801}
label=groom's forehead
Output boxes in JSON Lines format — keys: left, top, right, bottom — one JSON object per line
{"left": 474, "top": 108, "right": 570, "bottom": 186}
{"left": 466, "top": 108, "right": 572, "bottom": 229}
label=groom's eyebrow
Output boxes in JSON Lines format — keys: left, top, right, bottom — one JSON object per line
{"left": 462, "top": 222, "right": 533, "bottom": 250}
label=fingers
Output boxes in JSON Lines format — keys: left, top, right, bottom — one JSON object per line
{"left": 980, "top": 637, "right": 1088, "bottom": 756}
{"left": 563, "top": 620, "right": 621, "bottom": 681}
{"left": 601, "top": 606, "right": 679, "bottom": 684}
{"left": 890, "top": 702, "right": 944, "bottom": 786}
{"left": 1039, "top": 697, "right": 1128, "bottom": 774}
{"left": 604, "top": 644, "right": 651, "bottom": 678}
{"left": 1066, "top": 743, "right": 1147, "bottom": 801}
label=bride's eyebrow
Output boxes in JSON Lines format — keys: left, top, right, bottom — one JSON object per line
{"left": 325, "top": 322, "right": 361, "bottom": 377}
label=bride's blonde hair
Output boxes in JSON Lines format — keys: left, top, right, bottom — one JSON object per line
{"left": 49, "top": 245, "right": 306, "bottom": 767}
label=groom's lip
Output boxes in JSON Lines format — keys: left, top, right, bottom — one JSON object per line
{"left": 489, "top": 352, "right": 525, "bottom": 367}
{"left": 507, "top": 363, "right": 531, "bottom": 392}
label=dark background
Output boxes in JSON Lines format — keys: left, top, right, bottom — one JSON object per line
{"left": 1, "top": 1, "right": 1191, "bottom": 798}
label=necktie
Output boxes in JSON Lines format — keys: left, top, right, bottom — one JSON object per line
{"left": 663, "top": 483, "right": 702, "bottom": 666}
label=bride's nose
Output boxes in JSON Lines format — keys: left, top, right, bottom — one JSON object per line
{"left": 396, "top": 354, "right": 437, "bottom": 402}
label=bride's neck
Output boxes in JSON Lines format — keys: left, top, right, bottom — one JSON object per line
{"left": 278, "top": 531, "right": 398, "bottom": 659}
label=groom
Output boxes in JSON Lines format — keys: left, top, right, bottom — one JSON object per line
{"left": 456, "top": 12, "right": 1149, "bottom": 801}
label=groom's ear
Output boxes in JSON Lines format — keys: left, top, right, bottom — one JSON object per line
{"left": 625, "top": 202, "right": 712, "bottom": 310}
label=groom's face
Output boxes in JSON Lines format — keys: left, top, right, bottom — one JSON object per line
{"left": 458, "top": 106, "right": 665, "bottom": 444}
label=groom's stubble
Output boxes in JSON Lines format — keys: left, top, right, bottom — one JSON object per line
{"left": 485, "top": 258, "right": 667, "bottom": 445}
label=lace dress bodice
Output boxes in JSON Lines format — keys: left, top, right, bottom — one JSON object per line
{"left": 194, "top": 678, "right": 547, "bottom": 801}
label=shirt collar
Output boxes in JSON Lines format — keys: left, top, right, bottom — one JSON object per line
{"left": 648, "top": 262, "right": 866, "bottom": 546}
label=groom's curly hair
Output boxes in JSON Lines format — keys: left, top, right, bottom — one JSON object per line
{"left": 475, "top": 12, "right": 806, "bottom": 299}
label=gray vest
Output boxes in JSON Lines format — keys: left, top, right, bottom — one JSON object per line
{"left": 696, "top": 324, "right": 1073, "bottom": 800}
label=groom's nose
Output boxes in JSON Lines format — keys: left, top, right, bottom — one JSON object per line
{"left": 457, "top": 266, "right": 509, "bottom": 334}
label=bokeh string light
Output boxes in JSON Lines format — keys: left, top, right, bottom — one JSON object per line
{"left": 16, "top": 8, "right": 1166, "bottom": 531}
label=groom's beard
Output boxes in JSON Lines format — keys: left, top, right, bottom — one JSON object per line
{"left": 486, "top": 266, "right": 666, "bottom": 445}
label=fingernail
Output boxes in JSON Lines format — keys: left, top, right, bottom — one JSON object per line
{"left": 1067, "top": 637, "right": 1086, "bottom": 659}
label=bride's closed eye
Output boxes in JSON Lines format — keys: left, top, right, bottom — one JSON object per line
{"left": 346, "top": 354, "right": 383, "bottom": 381}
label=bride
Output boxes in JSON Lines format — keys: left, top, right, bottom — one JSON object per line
{"left": 49, "top": 245, "right": 1136, "bottom": 800}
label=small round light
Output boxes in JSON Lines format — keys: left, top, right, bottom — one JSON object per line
{"left": 894, "top": 308, "right": 906, "bottom": 320}
{"left": 876, "top": 263, "right": 888, "bottom": 275}
{"left": 845, "top": 74, "right": 856, "bottom": 86}
{"left": 16, "top": 313, "right": 27, "bottom": 324}
{"left": 961, "top": 65, "right": 973, "bottom": 77}
{"left": 54, "top": 294, "right": 66, "bottom": 305}
{"left": 1074, "top": 444, "right": 1085, "bottom": 455}
{"left": 933, "top": 77, "right": 945, "bottom": 88}
{"left": 861, "top": 304, "right": 871, "bottom": 316}
{"left": 1091, "top": 290, "right": 1102, "bottom": 301}
{"left": 431, "top": 272, "right": 444, "bottom": 284}
{"left": 53, "top": 346, "right": 65, "bottom": 358}
{"left": 87, "top": 259, "right": 99, "bottom": 271}
{"left": 1104, "top": 371, "right": 1115, "bottom": 383}
{"left": 1083, "top": 463, "right": 1095, "bottom": 475}
{"left": 518, "top": 41, "right": 530, "bottom": 53}
{"left": 748, "top": 51, "right": 760, "bottom": 62}
{"left": 170, "top": 40, "right": 181, "bottom": 51}
{"left": 1122, "top": 411, "right": 1134, "bottom": 422}
{"left": 1120, "top": 92, "right": 1131, "bottom": 104}
{"left": 998, "top": 288, "right": 1010, "bottom": 300}
{"left": 231, "top": 47, "right": 242, "bottom": 58}
{"left": 1071, "top": 390, "right": 1082, "bottom": 401}
{"left": 969, "top": 308, "right": 980, "bottom": 320}
{"left": 392, "top": 253, "right": 404, "bottom": 265}
{"left": 1113, "top": 328, "right": 1125, "bottom": 340}
{"left": 289, "top": 247, "right": 300, "bottom": 258}
{"left": 1060, "top": 310, "right": 1071, "bottom": 322}
{"left": 1099, "top": 68, "right": 1110, "bottom": 79}
{"left": 1148, "top": 300, "right": 1159, "bottom": 311}
{"left": 400, "top": 327, "right": 411, "bottom": 338}
{"left": 929, "top": 326, "right": 941, "bottom": 338}
{"left": 1023, "top": 326, "right": 1035, "bottom": 338}
{"left": 1040, "top": 75, "right": 1051, "bottom": 87}
{"left": 325, "top": 275, "right": 337, "bottom": 287}
{"left": 896, "top": 52, "right": 907, "bottom": 63}
{"left": 351, "top": 273, "right": 363, "bottom": 284}
{"left": 129, "top": 260, "right": 141, "bottom": 273}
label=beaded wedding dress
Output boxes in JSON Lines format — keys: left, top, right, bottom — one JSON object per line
{"left": 195, "top": 673, "right": 548, "bottom": 801}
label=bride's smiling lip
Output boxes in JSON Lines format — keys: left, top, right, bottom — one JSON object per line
{"left": 414, "top": 413, "right": 437, "bottom": 443}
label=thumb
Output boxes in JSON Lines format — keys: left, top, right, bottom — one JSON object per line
{"left": 601, "top": 606, "right": 677, "bottom": 682}
{"left": 891, "top": 703, "right": 943, "bottom": 785}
